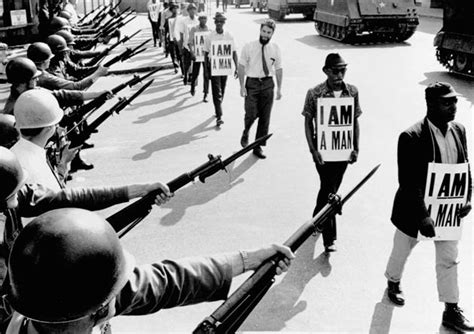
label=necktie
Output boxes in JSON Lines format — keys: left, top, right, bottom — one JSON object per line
{"left": 262, "top": 45, "right": 269, "bottom": 77}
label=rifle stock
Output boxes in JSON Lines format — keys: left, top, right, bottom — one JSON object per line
{"left": 106, "top": 134, "right": 273, "bottom": 238}
{"left": 193, "top": 164, "right": 381, "bottom": 333}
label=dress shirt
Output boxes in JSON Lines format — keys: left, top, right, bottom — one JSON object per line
{"left": 239, "top": 40, "right": 282, "bottom": 77}
{"left": 428, "top": 120, "right": 458, "bottom": 164}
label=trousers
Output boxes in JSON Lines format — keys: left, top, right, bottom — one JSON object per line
{"left": 313, "top": 161, "right": 348, "bottom": 246}
{"left": 210, "top": 75, "right": 227, "bottom": 118}
{"left": 244, "top": 78, "right": 274, "bottom": 146}
{"left": 385, "top": 228, "right": 459, "bottom": 303}
{"left": 191, "top": 61, "right": 209, "bottom": 94}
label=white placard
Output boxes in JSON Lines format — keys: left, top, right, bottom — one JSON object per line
{"left": 10, "top": 9, "right": 27, "bottom": 26}
{"left": 419, "top": 162, "right": 469, "bottom": 241}
{"left": 210, "top": 40, "right": 233, "bottom": 76}
{"left": 194, "top": 31, "right": 209, "bottom": 62}
{"left": 316, "top": 97, "right": 354, "bottom": 161}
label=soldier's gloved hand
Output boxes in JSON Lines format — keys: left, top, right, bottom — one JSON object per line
{"left": 419, "top": 217, "right": 436, "bottom": 238}
{"left": 349, "top": 150, "right": 358, "bottom": 164}
{"left": 244, "top": 244, "right": 295, "bottom": 275}
{"left": 457, "top": 202, "right": 472, "bottom": 218}
{"left": 311, "top": 150, "right": 324, "bottom": 166}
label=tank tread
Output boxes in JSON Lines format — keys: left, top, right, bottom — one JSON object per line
{"left": 436, "top": 48, "right": 474, "bottom": 77}
{"left": 315, "top": 21, "right": 352, "bottom": 42}
{"left": 268, "top": 8, "right": 285, "bottom": 21}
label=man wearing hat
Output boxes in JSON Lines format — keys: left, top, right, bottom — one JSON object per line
{"left": 203, "top": 12, "right": 238, "bottom": 126}
{"left": 384, "top": 82, "right": 472, "bottom": 331}
{"left": 189, "top": 11, "right": 210, "bottom": 101}
{"left": 302, "top": 53, "right": 361, "bottom": 253}
{"left": 176, "top": 3, "right": 199, "bottom": 85}
{"left": 238, "top": 19, "right": 282, "bottom": 159}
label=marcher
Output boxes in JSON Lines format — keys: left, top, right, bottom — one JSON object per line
{"left": 164, "top": 3, "right": 180, "bottom": 73}
{"left": 302, "top": 53, "right": 361, "bottom": 253}
{"left": 147, "top": 0, "right": 162, "bottom": 47}
{"left": 176, "top": 3, "right": 198, "bottom": 85}
{"left": 384, "top": 82, "right": 472, "bottom": 332}
{"left": 203, "top": 12, "right": 238, "bottom": 127}
{"left": 189, "top": 12, "right": 210, "bottom": 101}
{"left": 4, "top": 207, "right": 294, "bottom": 333}
{"left": 238, "top": 19, "right": 282, "bottom": 159}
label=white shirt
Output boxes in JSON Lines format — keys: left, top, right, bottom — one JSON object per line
{"left": 239, "top": 40, "right": 282, "bottom": 78}
{"left": 147, "top": 0, "right": 161, "bottom": 22}
{"left": 203, "top": 31, "right": 236, "bottom": 55}
{"left": 178, "top": 16, "right": 199, "bottom": 49}
{"left": 11, "top": 138, "right": 62, "bottom": 191}
{"left": 428, "top": 120, "right": 458, "bottom": 164}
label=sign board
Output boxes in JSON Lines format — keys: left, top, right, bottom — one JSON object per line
{"left": 316, "top": 97, "right": 354, "bottom": 161}
{"left": 10, "top": 10, "right": 27, "bottom": 26}
{"left": 194, "top": 31, "right": 209, "bottom": 62}
{"left": 210, "top": 40, "right": 233, "bottom": 76}
{"left": 419, "top": 162, "right": 469, "bottom": 241}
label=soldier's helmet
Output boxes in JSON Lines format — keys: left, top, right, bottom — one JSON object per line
{"left": 0, "top": 115, "right": 20, "bottom": 149}
{"left": 27, "top": 42, "right": 53, "bottom": 64}
{"left": 55, "top": 30, "right": 76, "bottom": 46}
{"left": 46, "top": 34, "right": 70, "bottom": 54}
{"left": 0, "top": 147, "right": 27, "bottom": 203}
{"left": 14, "top": 89, "right": 64, "bottom": 129}
{"left": 7, "top": 208, "right": 134, "bottom": 323}
{"left": 5, "top": 58, "right": 41, "bottom": 84}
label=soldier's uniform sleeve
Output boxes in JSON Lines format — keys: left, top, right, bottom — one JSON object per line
{"left": 70, "top": 49, "right": 102, "bottom": 63}
{"left": 65, "top": 59, "right": 97, "bottom": 80}
{"left": 52, "top": 89, "right": 85, "bottom": 108}
{"left": 301, "top": 89, "right": 316, "bottom": 119}
{"left": 114, "top": 256, "right": 233, "bottom": 316}
{"left": 16, "top": 184, "right": 129, "bottom": 217}
{"left": 38, "top": 72, "right": 95, "bottom": 91}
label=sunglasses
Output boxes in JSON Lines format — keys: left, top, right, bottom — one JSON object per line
{"left": 329, "top": 67, "right": 347, "bottom": 75}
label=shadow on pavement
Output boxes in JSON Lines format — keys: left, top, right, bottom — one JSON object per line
{"left": 239, "top": 236, "right": 332, "bottom": 331}
{"left": 368, "top": 290, "right": 396, "bottom": 334}
{"left": 296, "top": 34, "right": 412, "bottom": 51}
{"left": 132, "top": 117, "right": 215, "bottom": 161}
{"left": 421, "top": 71, "right": 474, "bottom": 105}
{"left": 159, "top": 154, "right": 259, "bottom": 226}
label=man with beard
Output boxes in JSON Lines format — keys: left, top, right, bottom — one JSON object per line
{"left": 238, "top": 19, "right": 282, "bottom": 159}
{"left": 302, "top": 53, "right": 361, "bottom": 253}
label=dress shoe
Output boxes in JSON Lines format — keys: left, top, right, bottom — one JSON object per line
{"left": 240, "top": 131, "right": 249, "bottom": 148}
{"left": 82, "top": 141, "right": 95, "bottom": 149}
{"left": 387, "top": 280, "right": 405, "bottom": 306}
{"left": 253, "top": 147, "right": 266, "bottom": 159}
{"left": 216, "top": 118, "right": 224, "bottom": 126}
{"left": 442, "top": 305, "right": 474, "bottom": 332}
{"left": 70, "top": 157, "right": 94, "bottom": 173}
{"left": 190, "top": 85, "right": 195, "bottom": 96}
{"left": 324, "top": 242, "right": 337, "bottom": 253}
{"left": 203, "top": 94, "right": 208, "bottom": 102}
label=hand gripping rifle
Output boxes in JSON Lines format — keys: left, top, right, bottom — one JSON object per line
{"left": 62, "top": 68, "right": 160, "bottom": 128}
{"left": 68, "top": 79, "right": 154, "bottom": 149}
{"left": 84, "top": 29, "right": 141, "bottom": 67}
{"left": 193, "top": 164, "right": 381, "bottom": 334}
{"left": 103, "top": 38, "right": 151, "bottom": 67}
{"left": 107, "top": 134, "right": 273, "bottom": 238}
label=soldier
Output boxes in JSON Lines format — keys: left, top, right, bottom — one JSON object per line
{"left": 4, "top": 207, "right": 293, "bottom": 333}
{"left": 0, "top": 115, "right": 19, "bottom": 149}
{"left": 302, "top": 53, "right": 361, "bottom": 253}
{"left": 203, "top": 12, "right": 238, "bottom": 127}
{"left": 55, "top": 30, "right": 103, "bottom": 64}
{"left": 238, "top": 19, "right": 282, "bottom": 159}
{"left": 189, "top": 12, "right": 210, "bottom": 101}
{"left": 28, "top": 42, "right": 107, "bottom": 91}
{"left": 384, "top": 82, "right": 472, "bottom": 332}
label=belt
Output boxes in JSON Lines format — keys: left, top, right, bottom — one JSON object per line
{"left": 247, "top": 77, "right": 272, "bottom": 81}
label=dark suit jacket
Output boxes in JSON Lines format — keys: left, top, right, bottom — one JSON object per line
{"left": 391, "top": 117, "right": 472, "bottom": 238}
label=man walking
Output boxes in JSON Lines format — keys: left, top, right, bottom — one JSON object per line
{"left": 203, "top": 12, "right": 238, "bottom": 127}
{"left": 384, "top": 82, "right": 472, "bottom": 332}
{"left": 238, "top": 19, "right": 282, "bottom": 159}
{"left": 302, "top": 53, "right": 361, "bottom": 253}
{"left": 189, "top": 12, "right": 210, "bottom": 101}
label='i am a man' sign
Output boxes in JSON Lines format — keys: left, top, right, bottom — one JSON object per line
{"left": 194, "top": 31, "right": 210, "bottom": 62}
{"left": 316, "top": 97, "right": 354, "bottom": 161}
{"left": 210, "top": 40, "right": 233, "bottom": 76}
{"left": 419, "top": 162, "right": 469, "bottom": 241}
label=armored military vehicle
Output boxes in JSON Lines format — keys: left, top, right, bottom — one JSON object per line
{"left": 434, "top": 1, "right": 474, "bottom": 76}
{"left": 267, "top": 0, "right": 317, "bottom": 21}
{"left": 313, "top": 0, "right": 419, "bottom": 43}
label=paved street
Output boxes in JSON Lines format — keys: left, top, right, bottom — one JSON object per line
{"left": 4, "top": 7, "right": 472, "bottom": 333}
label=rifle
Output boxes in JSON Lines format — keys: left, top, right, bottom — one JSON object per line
{"left": 77, "top": 5, "right": 102, "bottom": 25}
{"left": 84, "top": 29, "right": 141, "bottom": 67}
{"left": 68, "top": 79, "right": 154, "bottom": 149}
{"left": 193, "top": 164, "right": 381, "bottom": 334}
{"left": 103, "top": 38, "right": 150, "bottom": 67}
{"left": 92, "top": 0, "right": 122, "bottom": 27}
{"left": 98, "top": 7, "right": 132, "bottom": 34}
{"left": 107, "top": 64, "right": 174, "bottom": 75}
{"left": 63, "top": 68, "right": 161, "bottom": 128}
{"left": 103, "top": 14, "right": 135, "bottom": 37}
{"left": 106, "top": 134, "right": 273, "bottom": 238}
